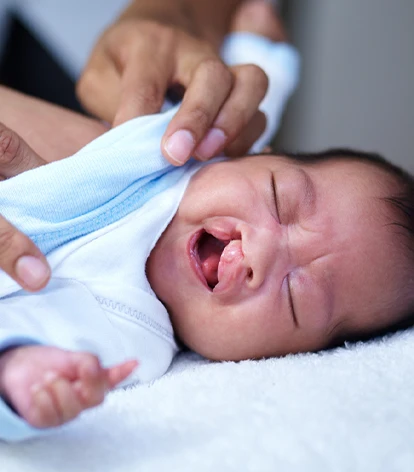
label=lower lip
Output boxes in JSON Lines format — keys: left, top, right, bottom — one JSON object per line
{"left": 187, "top": 230, "right": 211, "bottom": 290}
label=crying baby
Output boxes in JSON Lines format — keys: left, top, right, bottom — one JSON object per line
{"left": 0, "top": 12, "right": 413, "bottom": 440}
{"left": 1, "top": 145, "right": 412, "bottom": 439}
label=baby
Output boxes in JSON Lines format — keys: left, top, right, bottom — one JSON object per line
{"left": 0, "top": 3, "right": 413, "bottom": 441}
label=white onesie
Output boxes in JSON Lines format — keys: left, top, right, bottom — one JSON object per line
{"left": 0, "top": 33, "right": 299, "bottom": 440}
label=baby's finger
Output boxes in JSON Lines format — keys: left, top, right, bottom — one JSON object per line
{"left": 28, "top": 373, "right": 84, "bottom": 428}
{"left": 43, "top": 374, "right": 84, "bottom": 425}
{"left": 0, "top": 122, "right": 47, "bottom": 179}
{"left": 162, "top": 54, "right": 233, "bottom": 165}
{"left": 106, "top": 359, "right": 138, "bottom": 389}
{"left": 195, "top": 64, "right": 268, "bottom": 160}
{"left": 28, "top": 384, "right": 61, "bottom": 428}
{"left": 71, "top": 353, "right": 107, "bottom": 408}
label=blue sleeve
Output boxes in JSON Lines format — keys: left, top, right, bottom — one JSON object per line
{"left": 0, "top": 35, "right": 299, "bottom": 257}
{"left": 0, "top": 278, "right": 132, "bottom": 442}
{"left": 0, "top": 106, "right": 187, "bottom": 255}
{"left": 0, "top": 334, "right": 52, "bottom": 442}
{"left": 0, "top": 397, "right": 50, "bottom": 442}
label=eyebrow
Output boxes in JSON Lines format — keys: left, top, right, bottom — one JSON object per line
{"left": 250, "top": 151, "right": 318, "bottom": 215}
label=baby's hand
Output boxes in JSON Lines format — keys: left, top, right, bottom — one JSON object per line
{"left": 0, "top": 345, "right": 137, "bottom": 429}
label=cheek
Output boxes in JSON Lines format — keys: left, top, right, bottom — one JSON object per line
{"left": 169, "top": 299, "right": 234, "bottom": 359}
{"left": 147, "top": 224, "right": 187, "bottom": 304}
{"left": 172, "top": 293, "right": 286, "bottom": 361}
{"left": 169, "top": 304, "right": 230, "bottom": 359}
{"left": 180, "top": 169, "right": 262, "bottom": 224}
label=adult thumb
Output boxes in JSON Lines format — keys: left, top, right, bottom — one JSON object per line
{"left": 0, "top": 123, "right": 50, "bottom": 290}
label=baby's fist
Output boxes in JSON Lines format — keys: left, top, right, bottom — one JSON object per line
{"left": 0, "top": 345, "right": 137, "bottom": 428}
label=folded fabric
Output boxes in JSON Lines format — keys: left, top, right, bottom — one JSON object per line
{"left": 0, "top": 34, "right": 299, "bottom": 260}
{"left": 0, "top": 33, "right": 300, "bottom": 442}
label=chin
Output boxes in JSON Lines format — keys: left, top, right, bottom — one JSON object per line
{"left": 180, "top": 336, "right": 259, "bottom": 362}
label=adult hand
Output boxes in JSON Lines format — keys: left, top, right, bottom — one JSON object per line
{"left": 0, "top": 85, "right": 107, "bottom": 292}
{"left": 77, "top": 0, "right": 269, "bottom": 165}
{"left": 0, "top": 123, "right": 51, "bottom": 291}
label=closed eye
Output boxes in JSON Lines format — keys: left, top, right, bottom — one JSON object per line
{"left": 287, "top": 274, "right": 299, "bottom": 327}
{"left": 271, "top": 173, "right": 281, "bottom": 224}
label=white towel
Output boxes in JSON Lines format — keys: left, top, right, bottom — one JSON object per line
{"left": 1, "top": 328, "right": 413, "bottom": 471}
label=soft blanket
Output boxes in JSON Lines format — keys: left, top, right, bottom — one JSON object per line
{"left": 1, "top": 327, "right": 413, "bottom": 472}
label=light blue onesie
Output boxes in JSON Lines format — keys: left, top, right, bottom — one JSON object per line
{"left": 0, "top": 33, "right": 299, "bottom": 441}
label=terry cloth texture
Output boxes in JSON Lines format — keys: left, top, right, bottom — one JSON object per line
{"left": 0, "top": 331, "right": 413, "bottom": 471}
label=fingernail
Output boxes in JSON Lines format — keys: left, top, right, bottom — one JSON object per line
{"left": 195, "top": 128, "right": 227, "bottom": 161}
{"left": 164, "top": 130, "right": 195, "bottom": 165}
{"left": 15, "top": 256, "right": 50, "bottom": 289}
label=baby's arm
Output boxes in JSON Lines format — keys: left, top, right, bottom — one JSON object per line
{"left": 0, "top": 279, "right": 142, "bottom": 441}
{"left": 0, "top": 344, "right": 137, "bottom": 429}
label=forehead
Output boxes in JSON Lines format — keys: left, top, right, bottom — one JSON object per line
{"left": 242, "top": 153, "right": 387, "bottom": 179}
{"left": 243, "top": 154, "right": 396, "bottom": 199}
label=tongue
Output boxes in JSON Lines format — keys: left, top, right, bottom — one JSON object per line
{"left": 198, "top": 233, "right": 227, "bottom": 288}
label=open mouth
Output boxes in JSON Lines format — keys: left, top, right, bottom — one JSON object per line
{"left": 191, "top": 230, "right": 230, "bottom": 290}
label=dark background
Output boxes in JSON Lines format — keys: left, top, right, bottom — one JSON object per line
{"left": 0, "top": 15, "right": 82, "bottom": 112}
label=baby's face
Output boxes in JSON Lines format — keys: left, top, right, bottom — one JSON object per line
{"left": 147, "top": 155, "right": 404, "bottom": 360}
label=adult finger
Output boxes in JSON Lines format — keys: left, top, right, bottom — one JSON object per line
{"left": 225, "top": 110, "right": 267, "bottom": 157}
{"left": 195, "top": 64, "right": 268, "bottom": 159}
{"left": 112, "top": 32, "right": 175, "bottom": 126}
{"left": 0, "top": 122, "right": 47, "bottom": 178}
{"left": 78, "top": 23, "right": 176, "bottom": 126}
{"left": 162, "top": 46, "right": 234, "bottom": 165}
{"left": 77, "top": 51, "right": 121, "bottom": 124}
{"left": 0, "top": 216, "right": 50, "bottom": 291}
{"left": 0, "top": 124, "right": 50, "bottom": 291}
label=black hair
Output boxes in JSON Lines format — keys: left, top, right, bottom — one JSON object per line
{"left": 278, "top": 147, "right": 414, "bottom": 342}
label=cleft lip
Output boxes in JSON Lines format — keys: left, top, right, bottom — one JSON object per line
{"left": 188, "top": 225, "right": 245, "bottom": 294}
{"left": 213, "top": 239, "right": 245, "bottom": 294}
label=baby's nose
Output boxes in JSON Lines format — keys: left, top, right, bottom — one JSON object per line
{"left": 243, "top": 226, "right": 290, "bottom": 291}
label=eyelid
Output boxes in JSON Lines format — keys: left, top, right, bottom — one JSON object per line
{"left": 271, "top": 173, "right": 281, "bottom": 223}
{"left": 287, "top": 274, "right": 299, "bottom": 327}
